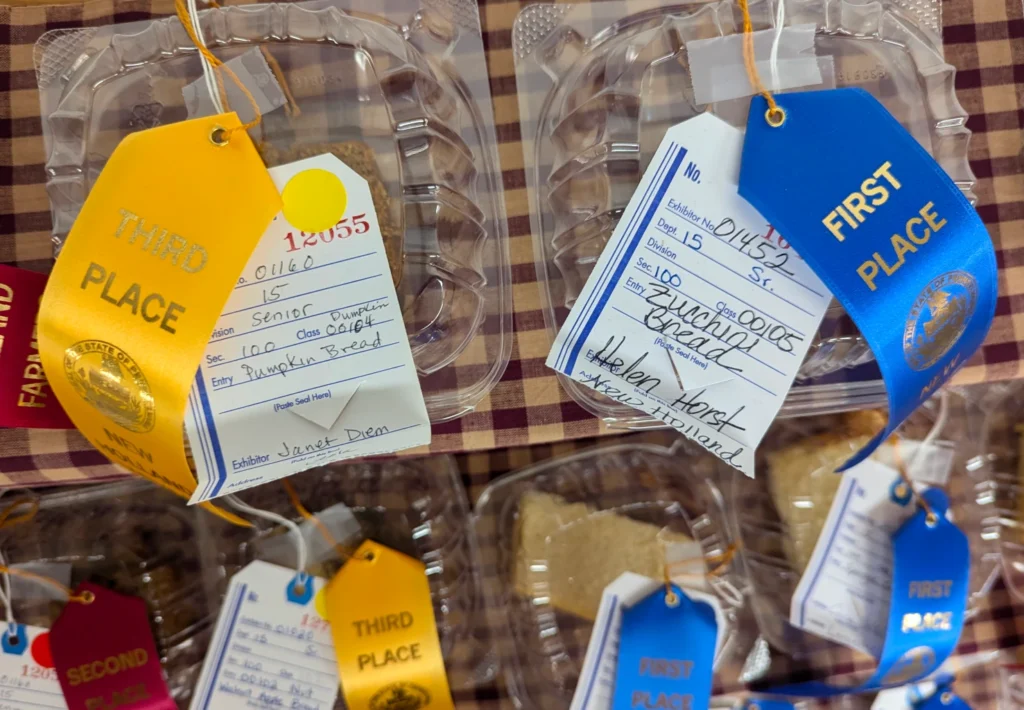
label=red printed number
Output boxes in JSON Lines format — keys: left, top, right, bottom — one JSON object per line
{"left": 284, "top": 214, "right": 369, "bottom": 253}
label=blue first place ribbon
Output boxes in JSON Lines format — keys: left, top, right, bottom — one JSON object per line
{"left": 739, "top": 88, "right": 997, "bottom": 470}
{"left": 766, "top": 489, "right": 970, "bottom": 698}
{"left": 613, "top": 585, "right": 717, "bottom": 710}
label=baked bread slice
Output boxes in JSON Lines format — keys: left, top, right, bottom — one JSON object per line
{"left": 513, "top": 490, "right": 693, "bottom": 621}
{"left": 766, "top": 410, "right": 886, "bottom": 573}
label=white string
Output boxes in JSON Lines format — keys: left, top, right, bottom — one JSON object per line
{"left": 184, "top": 0, "right": 225, "bottom": 114}
{"left": 0, "top": 551, "right": 16, "bottom": 638}
{"left": 906, "top": 389, "right": 951, "bottom": 476}
{"left": 226, "top": 496, "right": 309, "bottom": 579}
{"left": 769, "top": 0, "right": 786, "bottom": 92}
{"left": 920, "top": 389, "right": 951, "bottom": 452}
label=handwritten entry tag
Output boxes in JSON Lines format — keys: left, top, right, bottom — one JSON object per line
{"left": 323, "top": 540, "right": 454, "bottom": 710}
{"left": 185, "top": 153, "right": 430, "bottom": 503}
{"left": 0, "top": 624, "right": 66, "bottom": 710}
{"left": 50, "top": 583, "right": 174, "bottom": 710}
{"left": 547, "top": 113, "right": 831, "bottom": 475}
{"left": 189, "top": 561, "right": 338, "bottom": 710}
{"left": 790, "top": 459, "right": 919, "bottom": 655}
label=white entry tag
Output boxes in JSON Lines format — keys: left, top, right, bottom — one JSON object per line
{"left": 547, "top": 113, "right": 831, "bottom": 476}
{"left": 569, "top": 572, "right": 725, "bottom": 710}
{"left": 189, "top": 561, "right": 338, "bottom": 710}
{"left": 0, "top": 624, "right": 66, "bottom": 710}
{"left": 790, "top": 459, "right": 917, "bottom": 656}
{"left": 186, "top": 153, "right": 430, "bottom": 503}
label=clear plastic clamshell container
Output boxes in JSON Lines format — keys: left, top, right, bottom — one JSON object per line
{"left": 473, "top": 441, "right": 754, "bottom": 710}
{"left": 0, "top": 480, "right": 217, "bottom": 708}
{"left": 36, "top": 0, "right": 511, "bottom": 422}
{"left": 731, "top": 392, "right": 1001, "bottom": 661}
{"left": 198, "top": 454, "right": 496, "bottom": 694}
{"left": 514, "top": 0, "right": 974, "bottom": 424}
{"left": 967, "top": 381, "right": 1024, "bottom": 605}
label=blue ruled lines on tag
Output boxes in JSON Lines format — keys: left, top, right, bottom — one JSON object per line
{"left": 771, "top": 488, "right": 969, "bottom": 698}
{"left": 189, "top": 561, "right": 338, "bottom": 710}
{"left": 554, "top": 143, "right": 687, "bottom": 374}
{"left": 183, "top": 155, "right": 431, "bottom": 505}
{"left": 547, "top": 114, "right": 832, "bottom": 475}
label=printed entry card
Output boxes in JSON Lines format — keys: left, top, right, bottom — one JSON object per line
{"left": 185, "top": 154, "right": 429, "bottom": 502}
{"left": 548, "top": 113, "right": 831, "bottom": 475}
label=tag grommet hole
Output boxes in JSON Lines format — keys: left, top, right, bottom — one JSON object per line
{"left": 209, "top": 126, "right": 229, "bottom": 147}
{"left": 79, "top": 590, "right": 96, "bottom": 604}
{"left": 665, "top": 590, "right": 680, "bottom": 608}
{"left": 926, "top": 512, "right": 939, "bottom": 527}
{"left": 941, "top": 692, "right": 954, "bottom": 705}
{"left": 895, "top": 483, "right": 908, "bottom": 498}
{"left": 363, "top": 551, "right": 375, "bottom": 562}
{"left": 293, "top": 584, "right": 306, "bottom": 596}
{"left": 765, "top": 106, "right": 786, "bottom": 128}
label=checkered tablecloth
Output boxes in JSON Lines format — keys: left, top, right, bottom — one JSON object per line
{"left": 1, "top": 0, "right": 1023, "bottom": 486}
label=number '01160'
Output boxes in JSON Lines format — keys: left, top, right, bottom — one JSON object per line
{"left": 284, "top": 213, "right": 370, "bottom": 253}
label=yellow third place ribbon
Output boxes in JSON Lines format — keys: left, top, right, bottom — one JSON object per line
{"left": 324, "top": 540, "right": 455, "bottom": 710}
{"left": 38, "top": 113, "right": 280, "bottom": 522}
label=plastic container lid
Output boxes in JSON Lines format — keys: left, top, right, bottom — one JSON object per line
{"left": 199, "top": 454, "right": 497, "bottom": 691}
{"left": 514, "top": 0, "right": 974, "bottom": 425}
{"left": 474, "top": 440, "right": 753, "bottom": 709}
{"left": 731, "top": 392, "right": 1001, "bottom": 661}
{"left": 36, "top": 0, "right": 511, "bottom": 423}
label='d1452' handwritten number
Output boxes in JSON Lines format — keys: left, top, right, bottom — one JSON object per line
{"left": 284, "top": 213, "right": 370, "bottom": 253}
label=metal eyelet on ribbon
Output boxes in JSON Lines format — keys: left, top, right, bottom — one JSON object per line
{"left": 737, "top": 0, "right": 785, "bottom": 129}
{"left": 209, "top": 126, "right": 229, "bottom": 146}
{"left": 765, "top": 107, "right": 786, "bottom": 127}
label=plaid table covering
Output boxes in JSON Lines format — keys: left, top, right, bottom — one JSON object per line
{"left": 1, "top": 0, "right": 1022, "bottom": 702}
{"left": 1, "top": 0, "right": 1023, "bottom": 485}
{"left": 0, "top": 0, "right": 1021, "bottom": 483}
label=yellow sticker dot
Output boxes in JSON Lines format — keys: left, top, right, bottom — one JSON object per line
{"left": 281, "top": 169, "right": 347, "bottom": 233}
{"left": 315, "top": 586, "right": 330, "bottom": 621}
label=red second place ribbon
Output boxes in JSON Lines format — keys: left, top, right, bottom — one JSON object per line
{"left": 0, "top": 264, "right": 74, "bottom": 429}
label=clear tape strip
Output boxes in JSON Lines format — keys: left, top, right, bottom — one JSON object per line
{"left": 686, "top": 23, "right": 826, "bottom": 105}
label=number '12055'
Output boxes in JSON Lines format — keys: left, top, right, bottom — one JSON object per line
{"left": 284, "top": 213, "right": 369, "bottom": 253}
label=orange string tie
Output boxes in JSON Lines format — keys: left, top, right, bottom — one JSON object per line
{"left": 0, "top": 495, "right": 39, "bottom": 530}
{"left": 661, "top": 542, "right": 740, "bottom": 607}
{"left": 281, "top": 480, "right": 371, "bottom": 563}
{"left": 889, "top": 434, "right": 939, "bottom": 527}
{"left": 0, "top": 565, "right": 94, "bottom": 605}
{"left": 736, "top": 0, "right": 786, "bottom": 127}
{"left": 663, "top": 563, "right": 680, "bottom": 608}
{"left": 173, "top": 0, "right": 263, "bottom": 141}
